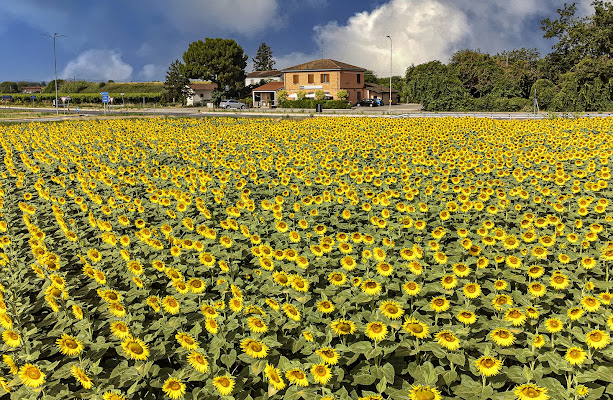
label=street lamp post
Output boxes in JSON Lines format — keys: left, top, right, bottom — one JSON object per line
{"left": 386, "top": 35, "right": 392, "bottom": 114}
{"left": 42, "top": 33, "right": 66, "bottom": 115}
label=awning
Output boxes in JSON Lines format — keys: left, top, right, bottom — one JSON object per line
{"left": 288, "top": 93, "right": 298, "bottom": 99}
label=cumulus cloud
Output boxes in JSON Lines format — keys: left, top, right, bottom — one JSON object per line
{"left": 312, "top": 0, "right": 468, "bottom": 76}
{"left": 61, "top": 50, "right": 133, "bottom": 81}
{"left": 155, "top": 0, "right": 279, "bottom": 35}
{"left": 275, "top": 51, "right": 323, "bottom": 70}
{"left": 139, "top": 64, "right": 166, "bottom": 81}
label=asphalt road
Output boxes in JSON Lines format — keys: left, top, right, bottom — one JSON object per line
{"left": 3, "top": 105, "right": 613, "bottom": 122}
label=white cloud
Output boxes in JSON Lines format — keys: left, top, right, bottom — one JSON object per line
{"left": 61, "top": 49, "right": 133, "bottom": 81}
{"left": 275, "top": 51, "right": 321, "bottom": 70}
{"left": 139, "top": 64, "right": 166, "bottom": 81}
{"left": 155, "top": 0, "right": 279, "bottom": 35}
{"left": 312, "top": 0, "right": 468, "bottom": 76}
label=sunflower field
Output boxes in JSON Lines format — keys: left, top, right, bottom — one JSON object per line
{"left": 0, "top": 117, "right": 612, "bottom": 400}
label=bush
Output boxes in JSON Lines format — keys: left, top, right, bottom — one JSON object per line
{"left": 279, "top": 99, "right": 350, "bottom": 109}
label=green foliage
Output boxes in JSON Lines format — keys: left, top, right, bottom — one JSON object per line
{"left": 252, "top": 42, "right": 275, "bottom": 71}
{"left": 405, "top": 61, "right": 473, "bottom": 111}
{"left": 296, "top": 91, "right": 306, "bottom": 101}
{"left": 314, "top": 89, "right": 326, "bottom": 101}
{"left": 164, "top": 59, "right": 190, "bottom": 104}
{"left": 43, "top": 80, "right": 66, "bottom": 94}
{"left": 4, "top": 92, "right": 164, "bottom": 105}
{"left": 531, "top": 79, "right": 558, "bottom": 110}
{"left": 0, "top": 82, "right": 19, "bottom": 93}
{"left": 182, "top": 38, "right": 248, "bottom": 98}
{"left": 211, "top": 89, "right": 225, "bottom": 107}
{"left": 364, "top": 70, "right": 378, "bottom": 83}
{"left": 279, "top": 99, "right": 350, "bottom": 109}
{"left": 277, "top": 90, "right": 288, "bottom": 102}
{"left": 336, "top": 89, "right": 349, "bottom": 101}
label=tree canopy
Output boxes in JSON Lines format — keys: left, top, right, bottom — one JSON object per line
{"left": 164, "top": 59, "right": 189, "bottom": 103}
{"left": 252, "top": 43, "right": 275, "bottom": 71}
{"left": 182, "top": 38, "right": 247, "bottom": 96}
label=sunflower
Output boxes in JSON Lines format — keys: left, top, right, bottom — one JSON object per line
{"left": 162, "top": 296, "right": 180, "bottom": 314}
{"left": 463, "top": 283, "right": 481, "bottom": 299}
{"left": 403, "top": 281, "right": 421, "bottom": 296}
{"left": 365, "top": 322, "right": 388, "bottom": 342}
{"left": 544, "top": 318, "right": 563, "bottom": 333}
{"left": 494, "top": 279, "right": 508, "bottom": 291}
{"left": 550, "top": 272, "right": 569, "bottom": 290}
{"left": 213, "top": 375, "right": 235, "bottom": 396}
{"left": 162, "top": 377, "right": 186, "bottom": 399}
{"left": 283, "top": 304, "right": 301, "bottom": 321}
{"left": 475, "top": 356, "right": 502, "bottom": 376}
{"left": 187, "top": 278, "right": 206, "bottom": 294}
{"left": 585, "top": 330, "right": 610, "bottom": 349}
{"left": 56, "top": 333, "right": 84, "bottom": 356}
{"left": 456, "top": 310, "right": 477, "bottom": 325}
{"left": 18, "top": 364, "right": 45, "bottom": 388}
{"left": 187, "top": 351, "right": 209, "bottom": 373}
{"left": 2, "top": 330, "right": 20, "bottom": 348}
{"left": 362, "top": 280, "right": 382, "bottom": 296}
{"left": 565, "top": 347, "right": 587, "bottom": 366}
{"left": 435, "top": 330, "right": 460, "bottom": 351}
{"left": 331, "top": 319, "right": 357, "bottom": 336}
{"left": 201, "top": 304, "right": 219, "bottom": 319}
{"left": 408, "top": 384, "right": 442, "bottom": 400}
{"left": 317, "top": 300, "right": 335, "bottom": 314}
{"left": 490, "top": 328, "right": 515, "bottom": 346}
{"left": 70, "top": 365, "right": 93, "bottom": 389}
{"left": 492, "top": 294, "right": 513, "bottom": 310}
{"left": 581, "top": 296, "right": 600, "bottom": 312}
{"left": 430, "top": 297, "right": 450, "bottom": 313}
{"left": 121, "top": 336, "right": 149, "bottom": 360}
{"left": 376, "top": 262, "right": 394, "bottom": 277}
{"left": 340, "top": 256, "right": 357, "bottom": 271}
{"left": 581, "top": 257, "right": 596, "bottom": 269}
{"left": 452, "top": 263, "right": 471, "bottom": 277}
{"left": 241, "top": 339, "right": 269, "bottom": 358}
{"left": 504, "top": 309, "right": 527, "bottom": 326}
{"left": 285, "top": 368, "right": 309, "bottom": 387}
{"left": 441, "top": 275, "right": 458, "bottom": 290}
{"left": 316, "top": 347, "right": 340, "bottom": 365}
{"left": 514, "top": 384, "right": 549, "bottom": 400}
{"left": 525, "top": 306, "right": 540, "bottom": 319}
{"left": 328, "top": 271, "right": 347, "bottom": 286}
{"left": 533, "top": 334, "right": 546, "bottom": 349}
{"left": 175, "top": 332, "right": 199, "bottom": 350}
{"left": 379, "top": 300, "right": 404, "bottom": 320}
{"left": 403, "top": 318, "right": 430, "bottom": 338}
{"left": 528, "top": 282, "right": 547, "bottom": 297}
{"left": 567, "top": 307, "right": 584, "bottom": 321}
{"left": 291, "top": 276, "right": 309, "bottom": 292}
{"left": 527, "top": 265, "right": 545, "bottom": 279}
{"left": 311, "top": 364, "right": 332, "bottom": 385}
{"left": 247, "top": 317, "right": 268, "bottom": 334}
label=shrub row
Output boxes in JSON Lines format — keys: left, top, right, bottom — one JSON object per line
{"left": 279, "top": 99, "right": 351, "bottom": 109}
{"left": 0, "top": 93, "right": 164, "bottom": 105}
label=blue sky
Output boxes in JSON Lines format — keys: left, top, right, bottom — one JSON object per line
{"left": 0, "top": 0, "right": 595, "bottom": 83}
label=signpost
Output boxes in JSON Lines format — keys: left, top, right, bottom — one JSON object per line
{"left": 30, "top": 95, "right": 36, "bottom": 108}
{"left": 101, "top": 92, "right": 109, "bottom": 116}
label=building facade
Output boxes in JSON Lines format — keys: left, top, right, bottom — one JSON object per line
{"left": 281, "top": 59, "right": 366, "bottom": 104}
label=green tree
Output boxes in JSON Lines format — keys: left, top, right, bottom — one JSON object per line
{"left": 42, "top": 80, "right": 66, "bottom": 93}
{"left": 0, "top": 82, "right": 18, "bottom": 93}
{"left": 277, "top": 89, "right": 288, "bottom": 101}
{"left": 314, "top": 89, "right": 326, "bottom": 100}
{"left": 405, "top": 61, "right": 472, "bottom": 111}
{"left": 336, "top": 89, "right": 349, "bottom": 101}
{"left": 252, "top": 42, "right": 275, "bottom": 71}
{"left": 296, "top": 91, "right": 306, "bottom": 100}
{"left": 164, "top": 59, "right": 189, "bottom": 104}
{"left": 182, "top": 38, "right": 248, "bottom": 97}
{"left": 364, "top": 70, "right": 378, "bottom": 83}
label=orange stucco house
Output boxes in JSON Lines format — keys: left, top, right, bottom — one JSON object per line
{"left": 281, "top": 59, "right": 366, "bottom": 105}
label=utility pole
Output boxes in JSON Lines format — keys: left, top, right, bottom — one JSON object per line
{"left": 386, "top": 36, "right": 392, "bottom": 114}
{"left": 41, "top": 33, "right": 66, "bottom": 115}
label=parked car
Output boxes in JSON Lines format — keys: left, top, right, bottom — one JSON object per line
{"left": 355, "top": 98, "right": 378, "bottom": 107}
{"left": 219, "top": 99, "right": 247, "bottom": 109}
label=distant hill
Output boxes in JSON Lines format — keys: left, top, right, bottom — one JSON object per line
{"left": 41, "top": 80, "right": 166, "bottom": 94}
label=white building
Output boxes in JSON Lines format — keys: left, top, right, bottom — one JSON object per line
{"left": 245, "top": 71, "right": 282, "bottom": 87}
{"left": 185, "top": 83, "right": 217, "bottom": 106}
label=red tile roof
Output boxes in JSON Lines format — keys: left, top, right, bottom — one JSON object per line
{"left": 365, "top": 82, "right": 398, "bottom": 93}
{"left": 246, "top": 70, "right": 282, "bottom": 78}
{"left": 189, "top": 83, "right": 217, "bottom": 90}
{"left": 282, "top": 59, "right": 365, "bottom": 72}
{"left": 252, "top": 82, "right": 284, "bottom": 92}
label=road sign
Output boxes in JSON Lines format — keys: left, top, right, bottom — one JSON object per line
{"left": 61, "top": 96, "right": 67, "bottom": 102}
{"left": 66, "top": 95, "right": 71, "bottom": 100}
{"left": 100, "top": 92, "right": 109, "bottom": 96}
{"left": 101, "top": 95, "right": 110, "bottom": 103}
{"left": 30, "top": 95, "right": 36, "bottom": 100}
{"left": 110, "top": 97, "right": 114, "bottom": 103}
{"left": 2, "top": 95, "right": 12, "bottom": 100}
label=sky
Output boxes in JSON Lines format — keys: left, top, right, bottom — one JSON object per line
{"left": 0, "top": 0, "right": 596, "bottom": 83}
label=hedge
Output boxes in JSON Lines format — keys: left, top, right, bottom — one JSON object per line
{"left": 279, "top": 99, "right": 351, "bottom": 109}
{"left": 0, "top": 93, "right": 164, "bottom": 105}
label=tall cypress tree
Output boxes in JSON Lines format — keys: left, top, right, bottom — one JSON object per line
{"left": 252, "top": 42, "right": 275, "bottom": 71}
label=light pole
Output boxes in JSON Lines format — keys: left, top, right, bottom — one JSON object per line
{"left": 386, "top": 35, "right": 392, "bottom": 114}
{"left": 42, "top": 33, "right": 65, "bottom": 115}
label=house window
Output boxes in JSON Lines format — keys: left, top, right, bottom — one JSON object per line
{"left": 308, "top": 74, "right": 314, "bottom": 84}
{"left": 321, "top": 74, "right": 329, "bottom": 83}
{"left": 357, "top": 92, "right": 361, "bottom": 101}
{"left": 357, "top": 74, "right": 361, "bottom": 84}
{"left": 293, "top": 75, "right": 299, "bottom": 84}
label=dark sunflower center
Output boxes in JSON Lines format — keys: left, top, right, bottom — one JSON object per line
{"left": 371, "top": 324, "right": 383, "bottom": 333}
{"left": 27, "top": 368, "right": 41, "bottom": 379}
{"left": 249, "top": 343, "right": 262, "bottom": 352}
{"left": 66, "top": 340, "right": 77, "bottom": 349}
{"left": 169, "top": 381, "right": 181, "bottom": 390}
{"left": 407, "top": 323, "right": 423, "bottom": 333}
{"left": 498, "top": 331, "right": 510, "bottom": 339}
{"left": 129, "top": 343, "right": 144, "bottom": 354}
{"left": 483, "top": 359, "right": 495, "bottom": 368}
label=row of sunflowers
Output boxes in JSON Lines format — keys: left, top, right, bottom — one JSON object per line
{"left": 0, "top": 117, "right": 611, "bottom": 399}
